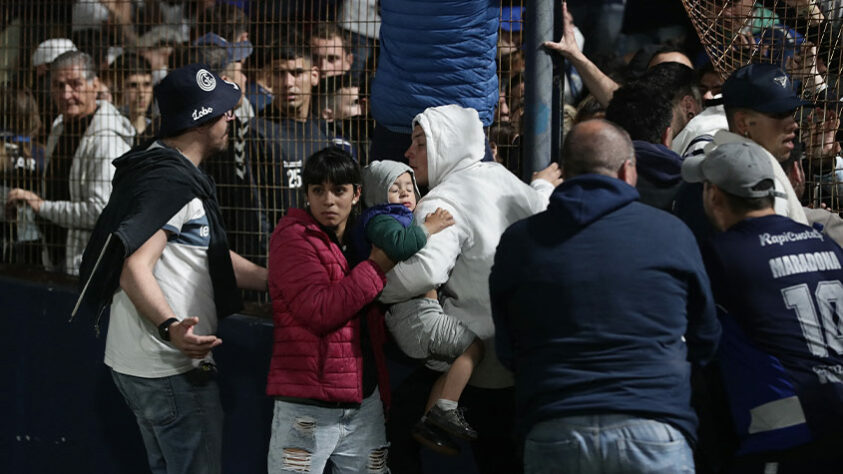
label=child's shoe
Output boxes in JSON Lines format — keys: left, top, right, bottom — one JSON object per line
{"left": 425, "top": 404, "right": 478, "bottom": 441}
{"left": 412, "top": 419, "right": 460, "bottom": 456}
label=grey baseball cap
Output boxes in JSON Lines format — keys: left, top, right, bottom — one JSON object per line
{"left": 681, "top": 141, "right": 782, "bottom": 199}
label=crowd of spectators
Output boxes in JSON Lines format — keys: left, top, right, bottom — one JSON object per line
{"left": 10, "top": 0, "right": 830, "bottom": 271}
{"left": 4, "top": 1, "right": 843, "bottom": 473}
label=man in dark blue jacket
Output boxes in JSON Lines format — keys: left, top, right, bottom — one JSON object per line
{"left": 490, "top": 119, "right": 721, "bottom": 473}
{"left": 605, "top": 79, "right": 684, "bottom": 211}
{"left": 605, "top": 63, "right": 703, "bottom": 212}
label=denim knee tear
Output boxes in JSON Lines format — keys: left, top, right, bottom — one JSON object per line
{"left": 292, "top": 416, "right": 316, "bottom": 436}
{"left": 368, "top": 444, "right": 389, "bottom": 473}
{"left": 281, "top": 447, "right": 312, "bottom": 472}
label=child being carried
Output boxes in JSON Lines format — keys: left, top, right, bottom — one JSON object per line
{"left": 352, "top": 160, "right": 484, "bottom": 455}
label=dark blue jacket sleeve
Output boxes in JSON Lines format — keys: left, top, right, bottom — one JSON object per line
{"left": 686, "top": 240, "right": 721, "bottom": 366}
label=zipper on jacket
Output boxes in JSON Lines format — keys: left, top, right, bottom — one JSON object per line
{"left": 70, "top": 233, "right": 113, "bottom": 328}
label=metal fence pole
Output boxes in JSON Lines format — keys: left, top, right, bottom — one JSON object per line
{"left": 522, "top": 0, "right": 558, "bottom": 181}
{"left": 551, "top": 1, "right": 565, "bottom": 165}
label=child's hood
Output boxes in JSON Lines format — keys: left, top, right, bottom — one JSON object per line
{"left": 362, "top": 160, "right": 422, "bottom": 207}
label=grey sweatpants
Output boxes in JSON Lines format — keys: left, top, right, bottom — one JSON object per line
{"left": 386, "top": 297, "right": 476, "bottom": 362}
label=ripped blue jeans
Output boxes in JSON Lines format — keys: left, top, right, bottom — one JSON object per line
{"left": 268, "top": 390, "right": 389, "bottom": 473}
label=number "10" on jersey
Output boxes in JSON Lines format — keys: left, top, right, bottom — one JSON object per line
{"left": 782, "top": 281, "right": 843, "bottom": 358}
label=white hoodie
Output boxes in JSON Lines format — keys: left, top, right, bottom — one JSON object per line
{"left": 381, "top": 105, "right": 554, "bottom": 388}
{"left": 671, "top": 102, "right": 727, "bottom": 158}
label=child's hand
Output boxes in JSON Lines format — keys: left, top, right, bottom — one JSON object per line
{"left": 424, "top": 208, "right": 455, "bottom": 235}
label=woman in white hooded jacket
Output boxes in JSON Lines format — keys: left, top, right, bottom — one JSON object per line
{"left": 380, "top": 104, "right": 559, "bottom": 471}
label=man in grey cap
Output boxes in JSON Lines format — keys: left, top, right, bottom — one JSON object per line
{"left": 75, "top": 63, "right": 267, "bottom": 474}
{"left": 682, "top": 141, "right": 786, "bottom": 232}
{"left": 685, "top": 140, "right": 843, "bottom": 473}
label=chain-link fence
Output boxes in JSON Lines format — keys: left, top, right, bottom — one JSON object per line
{"left": 0, "top": 1, "right": 526, "bottom": 307}
{"left": 11, "top": 1, "right": 842, "bottom": 305}
{"left": 683, "top": 0, "right": 843, "bottom": 209}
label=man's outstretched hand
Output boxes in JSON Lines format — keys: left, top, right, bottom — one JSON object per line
{"left": 533, "top": 162, "right": 564, "bottom": 187}
{"left": 169, "top": 317, "right": 222, "bottom": 359}
{"left": 543, "top": 1, "right": 580, "bottom": 60}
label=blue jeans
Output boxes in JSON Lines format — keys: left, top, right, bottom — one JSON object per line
{"left": 268, "top": 390, "right": 389, "bottom": 473}
{"left": 111, "top": 369, "right": 223, "bottom": 474}
{"left": 524, "top": 414, "right": 694, "bottom": 474}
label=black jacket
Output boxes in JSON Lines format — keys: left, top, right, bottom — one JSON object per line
{"left": 73, "top": 143, "right": 241, "bottom": 325}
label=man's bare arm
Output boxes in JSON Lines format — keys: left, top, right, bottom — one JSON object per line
{"left": 120, "top": 229, "right": 221, "bottom": 358}
{"left": 229, "top": 250, "right": 268, "bottom": 291}
{"left": 543, "top": 1, "right": 619, "bottom": 107}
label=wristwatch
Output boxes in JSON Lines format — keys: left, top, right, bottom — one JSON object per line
{"left": 157, "top": 318, "right": 180, "bottom": 341}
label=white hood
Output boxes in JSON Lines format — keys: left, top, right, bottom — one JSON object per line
{"left": 383, "top": 106, "right": 554, "bottom": 389}
{"left": 413, "top": 105, "right": 486, "bottom": 188}
{"left": 671, "top": 102, "right": 727, "bottom": 158}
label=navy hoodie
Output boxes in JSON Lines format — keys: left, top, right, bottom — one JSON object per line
{"left": 634, "top": 140, "right": 683, "bottom": 211}
{"left": 491, "top": 174, "right": 721, "bottom": 442}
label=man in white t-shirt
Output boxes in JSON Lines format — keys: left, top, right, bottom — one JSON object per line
{"left": 77, "top": 63, "right": 267, "bottom": 474}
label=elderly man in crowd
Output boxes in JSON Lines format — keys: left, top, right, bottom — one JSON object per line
{"left": 8, "top": 50, "right": 133, "bottom": 274}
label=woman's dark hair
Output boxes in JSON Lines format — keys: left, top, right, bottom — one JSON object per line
{"left": 302, "top": 147, "right": 362, "bottom": 242}
{"left": 302, "top": 146, "right": 361, "bottom": 189}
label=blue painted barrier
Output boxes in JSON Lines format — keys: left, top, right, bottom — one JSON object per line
{"left": 0, "top": 274, "right": 479, "bottom": 473}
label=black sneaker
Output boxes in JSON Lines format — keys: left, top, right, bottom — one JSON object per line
{"left": 425, "top": 405, "right": 478, "bottom": 441}
{"left": 412, "top": 419, "right": 461, "bottom": 456}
